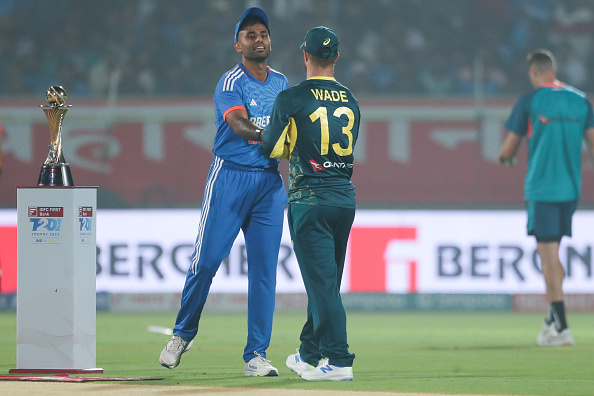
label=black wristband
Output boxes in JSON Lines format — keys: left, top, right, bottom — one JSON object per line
{"left": 257, "top": 129, "right": 263, "bottom": 141}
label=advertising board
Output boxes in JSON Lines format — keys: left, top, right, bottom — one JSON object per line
{"left": 4, "top": 209, "right": 592, "bottom": 295}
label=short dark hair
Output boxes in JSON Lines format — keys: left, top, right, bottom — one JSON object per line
{"left": 238, "top": 15, "right": 268, "bottom": 35}
{"left": 308, "top": 50, "right": 337, "bottom": 68}
{"left": 527, "top": 49, "right": 556, "bottom": 72}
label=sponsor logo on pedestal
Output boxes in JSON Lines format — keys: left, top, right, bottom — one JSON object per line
{"left": 27, "top": 206, "right": 63, "bottom": 244}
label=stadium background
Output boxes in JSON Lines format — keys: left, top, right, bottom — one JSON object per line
{"left": 1, "top": 0, "right": 594, "bottom": 311}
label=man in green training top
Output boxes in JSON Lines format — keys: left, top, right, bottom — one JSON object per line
{"left": 499, "top": 49, "right": 594, "bottom": 347}
{"left": 261, "top": 26, "right": 360, "bottom": 381}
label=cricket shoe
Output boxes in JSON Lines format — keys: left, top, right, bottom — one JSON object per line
{"left": 286, "top": 349, "right": 315, "bottom": 376}
{"left": 537, "top": 325, "right": 574, "bottom": 347}
{"left": 536, "top": 322, "right": 556, "bottom": 345}
{"left": 301, "top": 361, "right": 353, "bottom": 381}
{"left": 159, "top": 334, "right": 193, "bottom": 369}
{"left": 244, "top": 352, "right": 279, "bottom": 377}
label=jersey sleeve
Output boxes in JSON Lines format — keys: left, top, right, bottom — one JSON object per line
{"left": 214, "top": 71, "right": 246, "bottom": 122}
{"left": 505, "top": 92, "right": 532, "bottom": 137}
{"left": 262, "top": 90, "right": 296, "bottom": 159}
{"left": 585, "top": 97, "right": 594, "bottom": 130}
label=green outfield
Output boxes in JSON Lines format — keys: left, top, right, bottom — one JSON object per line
{"left": 1, "top": 310, "right": 594, "bottom": 395}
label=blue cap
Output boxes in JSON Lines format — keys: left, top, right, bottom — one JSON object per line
{"left": 234, "top": 7, "right": 269, "bottom": 43}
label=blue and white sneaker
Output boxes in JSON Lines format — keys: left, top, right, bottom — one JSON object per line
{"left": 244, "top": 352, "right": 279, "bottom": 377}
{"left": 301, "top": 360, "right": 353, "bottom": 381}
{"left": 286, "top": 350, "right": 314, "bottom": 376}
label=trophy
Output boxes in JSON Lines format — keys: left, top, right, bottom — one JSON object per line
{"left": 37, "top": 86, "right": 74, "bottom": 186}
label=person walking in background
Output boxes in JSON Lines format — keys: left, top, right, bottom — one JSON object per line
{"left": 498, "top": 49, "right": 594, "bottom": 347}
{"left": 262, "top": 26, "right": 359, "bottom": 381}
{"left": 159, "top": 7, "right": 288, "bottom": 376}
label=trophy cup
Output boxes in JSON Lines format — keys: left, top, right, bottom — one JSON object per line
{"left": 37, "top": 86, "right": 74, "bottom": 186}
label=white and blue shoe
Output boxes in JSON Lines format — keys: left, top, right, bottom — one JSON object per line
{"left": 301, "top": 360, "right": 353, "bottom": 381}
{"left": 286, "top": 350, "right": 315, "bottom": 376}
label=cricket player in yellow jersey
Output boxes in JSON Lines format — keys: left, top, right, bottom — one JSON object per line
{"left": 262, "top": 26, "right": 360, "bottom": 381}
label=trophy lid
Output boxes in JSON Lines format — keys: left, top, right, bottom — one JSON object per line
{"left": 46, "top": 86, "right": 67, "bottom": 107}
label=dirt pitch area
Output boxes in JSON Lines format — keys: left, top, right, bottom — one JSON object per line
{"left": 0, "top": 383, "right": 503, "bottom": 396}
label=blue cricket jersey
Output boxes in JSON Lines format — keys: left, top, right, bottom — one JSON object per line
{"left": 505, "top": 81, "right": 594, "bottom": 202}
{"left": 212, "top": 63, "right": 289, "bottom": 168}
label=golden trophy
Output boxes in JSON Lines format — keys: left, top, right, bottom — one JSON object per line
{"left": 37, "top": 86, "right": 74, "bottom": 186}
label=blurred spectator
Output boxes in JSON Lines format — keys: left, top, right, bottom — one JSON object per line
{"left": 556, "top": 47, "right": 589, "bottom": 88}
{"left": 88, "top": 47, "right": 124, "bottom": 96}
{"left": 457, "top": 52, "right": 508, "bottom": 96}
{"left": 549, "top": 0, "right": 593, "bottom": 90}
{"left": 0, "top": 0, "right": 593, "bottom": 99}
{"left": 419, "top": 52, "right": 456, "bottom": 96}
{"left": 550, "top": 0, "right": 593, "bottom": 56}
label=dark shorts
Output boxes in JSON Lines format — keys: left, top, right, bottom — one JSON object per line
{"left": 526, "top": 200, "right": 577, "bottom": 242}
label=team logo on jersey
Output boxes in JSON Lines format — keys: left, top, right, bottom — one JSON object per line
{"left": 537, "top": 114, "right": 550, "bottom": 124}
{"left": 323, "top": 161, "right": 353, "bottom": 169}
{"left": 250, "top": 98, "right": 258, "bottom": 107}
{"left": 250, "top": 116, "right": 270, "bottom": 128}
{"left": 309, "top": 160, "right": 326, "bottom": 171}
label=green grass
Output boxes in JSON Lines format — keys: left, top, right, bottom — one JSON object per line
{"left": 1, "top": 310, "right": 594, "bottom": 395}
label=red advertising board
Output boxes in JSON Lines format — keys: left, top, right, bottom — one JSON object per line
{"left": 1, "top": 98, "right": 593, "bottom": 208}
{"left": 0, "top": 225, "right": 17, "bottom": 293}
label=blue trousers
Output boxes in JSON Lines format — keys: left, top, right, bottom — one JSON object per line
{"left": 174, "top": 156, "right": 287, "bottom": 362}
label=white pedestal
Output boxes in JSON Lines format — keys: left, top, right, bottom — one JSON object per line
{"left": 11, "top": 187, "right": 102, "bottom": 374}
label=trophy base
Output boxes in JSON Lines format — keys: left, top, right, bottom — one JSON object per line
{"left": 38, "top": 163, "right": 74, "bottom": 186}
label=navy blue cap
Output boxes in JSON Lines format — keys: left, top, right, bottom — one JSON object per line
{"left": 234, "top": 7, "right": 269, "bottom": 43}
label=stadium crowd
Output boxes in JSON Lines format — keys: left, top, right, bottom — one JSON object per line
{"left": 0, "top": 0, "right": 593, "bottom": 99}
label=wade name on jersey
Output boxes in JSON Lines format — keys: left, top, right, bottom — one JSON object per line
{"left": 310, "top": 89, "right": 350, "bottom": 102}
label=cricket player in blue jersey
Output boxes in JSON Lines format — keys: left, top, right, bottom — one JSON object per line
{"left": 499, "top": 49, "right": 594, "bottom": 347}
{"left": 159, "top": 7, "right": 288, "bottom": 376}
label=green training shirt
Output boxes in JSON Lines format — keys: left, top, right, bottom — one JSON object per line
{"left": 261, "top": 76, "right": 360, "bottom": 208}
{"left": 505, "top": 81, "right": 594, "bottom": 201}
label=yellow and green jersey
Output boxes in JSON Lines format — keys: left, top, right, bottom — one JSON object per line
{"left": 262, "top": 77, "right": 360, "bottom": 208}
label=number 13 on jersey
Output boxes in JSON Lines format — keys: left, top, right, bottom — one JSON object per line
{"left": 309, "top": 106, "right": 355, "bottom": 156}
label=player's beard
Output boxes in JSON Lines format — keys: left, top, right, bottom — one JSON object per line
{"left": 244, "top": 45, "right": 270, "bottom": 63}
{"left": 245, "top": 53, "right": 269, "bottom": 63}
